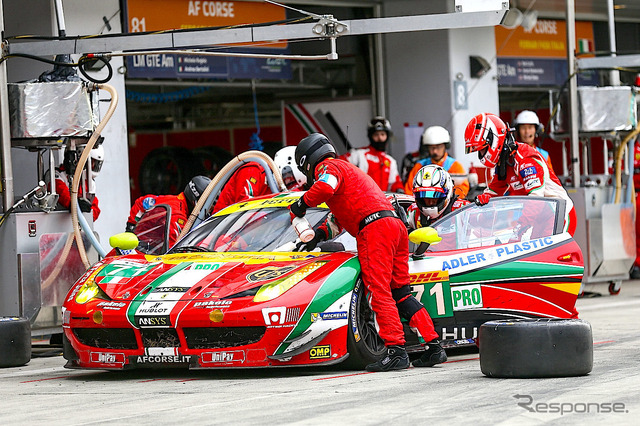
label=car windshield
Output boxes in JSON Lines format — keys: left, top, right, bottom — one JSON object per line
{"left": 428, "top": 196, "right": 562, "bottom": 251}
{"left": 172, "top": 207, "right": 355, "bottom": 252}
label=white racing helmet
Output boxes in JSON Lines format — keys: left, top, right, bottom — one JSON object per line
{"left": 514, "top": 110, "right": 543, "bottom": 133}
{"left": 412, "top": 164, "right": 454, "bottom": 220}
{"left": 274, "top": 146, "right": 306, "bottom": 189}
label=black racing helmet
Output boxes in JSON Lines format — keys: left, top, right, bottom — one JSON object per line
{"left": 295, "top": 133, "right": 337, "bottom": 184}
{"left": 184, "top": 175, "right": 211, "bottom": 207}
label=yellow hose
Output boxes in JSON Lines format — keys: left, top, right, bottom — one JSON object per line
{"left": 70, "top": 83, "right": 118, "bottom": 268}
{"left": 178, "top": 150, "right": 286, "bottom": 239}
{"left": 614, "top": 121, "right": 640, "bottom": 204}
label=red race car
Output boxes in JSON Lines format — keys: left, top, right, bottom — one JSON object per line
{"left": 62, "top": 194, "right": 583, "bottom": 369}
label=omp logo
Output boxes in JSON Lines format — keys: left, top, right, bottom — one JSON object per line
{"left": 262, "top": 307, "right": 287, "bottom": 325}
{"left": 247, "top": 266, "right": 295, "bottom": 282}
{"left": 309, "top": 345, "right": 331, "bottom": 359}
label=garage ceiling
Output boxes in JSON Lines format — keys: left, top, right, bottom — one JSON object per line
{"left": 126, "top": 1, "right": 640, "bottom": 131}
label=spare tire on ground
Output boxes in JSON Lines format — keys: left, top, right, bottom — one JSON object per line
{"left": 0, "top": 316, "right": 31, "bottom": 368}
{"left": 479, "top": 318, "right": 592, "bottom": 378}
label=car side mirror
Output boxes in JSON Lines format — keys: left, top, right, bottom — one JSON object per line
{"left": 409, "top": 227, "right": 442, "bottom": 259}
{"left": 109, "top": 232, "right": 140, "bottom": 254}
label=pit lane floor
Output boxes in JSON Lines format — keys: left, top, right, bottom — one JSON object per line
{"left": 1, "top": 281, "right": 638, "bottom": 426}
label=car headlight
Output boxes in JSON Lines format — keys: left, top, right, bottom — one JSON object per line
{"left": 253, "top": 261, "right": 326, "bottom": 303}
{"left": 75, "top": 280, "right": 109, "bottom": 304}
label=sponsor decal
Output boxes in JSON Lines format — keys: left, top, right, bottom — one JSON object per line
{"left": 442, "top": 236, "right": 554, "bottom": 270}
{"left": 262, "top": 307, "right": 286, "bottom": 325}
{"left": 440, "top": 326, "right": 478, "bottom": 340}
{"left": 309, "top": 345, "right": 331, "bottom": 359}
{"left": 310, "top": 312, "right": 348, "bottom": 322}
{"left": 137, "top": 302, "right": 171, "bottom": 315}
{"left": 193, "top": 300, "right": 232, "bottom": 308}
{"left": 247, "top": 266, "right": 295, "bottom": 282}
{"left": 409, "top": 270, "right": 449, "bottom": 284}
{"left": 451, "top": 284, "right": 483, "bottom": 310}
{"left": 520, "top": 166, "right": 536, "bottom": 178}
{"left": 96, "top": 301, "right": 126, "bottom": 310}
{"left": 510, "top": 181, "right": 524, "bottom": 191}
{"left": 524, "top": 177, "right": 541, "bottom": 190}
{"left": 262, "top": 307, "right": 300, "bottom": 327}
{"left": 350, "top": 281, "right": 361, "bottom": 342}
{"left": 152, "top": 286, "right": 191, "bottom": 293}
{"left": 201, "top": 350, "right": 245, "bottom": 364}
{"left": 442, "top": 253, "right": 487, "bottom": 271}
{"left": 135, "top": 315, "right": 170, "bottom": 327}
{"left": 191, "top": 263, "right": 222, "bottom": 271}
{"left": 91, "top": 352, "right": 126, "bottom": 365}
{"left": 135, "top": 355, "right": 191, "bottom": 364}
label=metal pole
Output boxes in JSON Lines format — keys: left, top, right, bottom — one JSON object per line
{"left": 373, "top": 4, "right": 386, "bottom": 117}
{"left": 607, "top": 0, "right": 620, "bottom": 86}
{"left": 0, "top": 0, "right": 15, "bottom": 210}
{"left": 566, "top": 0, "right": 580, "bottom": 188}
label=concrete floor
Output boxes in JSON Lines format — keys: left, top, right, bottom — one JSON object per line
{"left": 0, "top": 281, "right": 638, "bottom": 425}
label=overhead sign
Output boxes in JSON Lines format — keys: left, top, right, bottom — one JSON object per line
{"left": 124, "top": 0, "right": 291, "bottom": 80}
{"left": 494, "top": 20, "right": 597, "bottom": 86}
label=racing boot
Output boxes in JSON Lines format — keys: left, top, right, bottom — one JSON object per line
{"left": 365, "top": 345, "right": 410, "bottom": 372}
{"left": 412, "top": 339, "right": 447, "bottom": 367}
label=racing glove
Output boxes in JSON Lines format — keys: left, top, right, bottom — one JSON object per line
{"left": 475, "top": 193, "right": 492, "bottom": 206}
{"left": 125, "top": 222, "right": 136, "bottom": 233}
{"left": 289, "top": 196, "right": 309, "bottom": 220}
{"left": 296, "top": 228, "right": 326, "bottom": 252}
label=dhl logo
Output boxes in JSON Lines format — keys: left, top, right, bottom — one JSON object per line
{"left": 409, "top": 270, "right": 449, "bottom": 284}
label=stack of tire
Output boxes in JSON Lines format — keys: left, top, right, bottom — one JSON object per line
{"left": 0, "top": 317, "right": 31, "bottom": 368}
{"left": 479, "top": 318, "right": 593, "bottom": 378}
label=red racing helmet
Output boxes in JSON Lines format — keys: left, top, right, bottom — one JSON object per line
{"left": 464, "top": 113, "right": 508, "bottom": 168}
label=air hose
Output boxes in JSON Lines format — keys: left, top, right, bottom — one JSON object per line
{"left": 70, "top": 83, "right": 118, "bottom": 268}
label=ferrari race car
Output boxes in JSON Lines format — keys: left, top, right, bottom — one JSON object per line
{"left": 61, "top": 194, "right": 584, "bottom": 370}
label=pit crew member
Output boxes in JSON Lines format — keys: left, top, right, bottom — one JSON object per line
{"left": 290, "top": 133, "right": 446, "bottom": 372}
{"left": 341, "top": 116, "right": 404, "bottom": 192}
{"left": 464, "top": 113, "right": 576, "bottom": 237}
{"left": 127, "top": 175, "right": 211, "bottom": 247}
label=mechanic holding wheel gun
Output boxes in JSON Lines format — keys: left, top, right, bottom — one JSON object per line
{"left": 289, "top": 133, "right": 447, "bottom": 372}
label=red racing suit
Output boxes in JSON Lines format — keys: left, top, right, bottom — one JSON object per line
{"left": 54, "top": 168, "right": 100, "bottom": 221}
{"left": 301, "top": 157, "right": 438, "bottom": 346}
{"left": 127, "top": 193, "right": 189, "bottom": 247}
{"left": 482, "top": 142, "right": 576, "bottom": 236}
{"left": 341, "top": 146, "right": 404, "bottom": 193}
{"left": 212, "top": 162, "right": 270, "bottom": 213}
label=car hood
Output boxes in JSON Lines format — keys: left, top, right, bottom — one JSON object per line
{"left": 90, "top": 251, "right": 354, "bottom": 301}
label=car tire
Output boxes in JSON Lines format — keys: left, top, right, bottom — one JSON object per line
{"left": 479, "top": 318, "right": 593, "bottom": 378}
{"left": 191, "top": 146, "right": 234, "bottom": 179}
{"left": 139, "top": 147, "right": 204, "bottom": 196}
{"left": 0, "top": 316, "right": 31, "bottom": 368}
{"left": 343, "top": 277, "right": 386, "bottom": 369}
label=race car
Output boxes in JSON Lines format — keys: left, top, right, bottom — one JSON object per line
{"left": 61, "top": 193, "right": 584, "bottom": 370}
